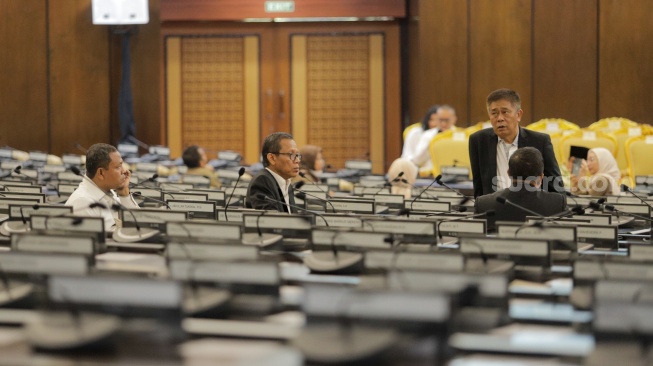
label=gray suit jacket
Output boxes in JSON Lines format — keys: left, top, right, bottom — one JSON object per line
{"left": 468, "top": 127, "right": 564, "bottom": 197}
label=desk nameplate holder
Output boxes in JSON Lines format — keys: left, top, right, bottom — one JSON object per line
{"left": 0, "top": 180, "right": 32, "bottom": 187}
{"left": 604, "top": 203, "right": 651, "bottom": 216}
{"left": 404, "top": 200, "right": 451, "bottom": 212}
{"left": 300, "top": 191, "right": 328, "bottom": 201}
{"left": 121, "top": 209, "right": 188, "bottom": 231}
{"left": 11, "top": 233, "right": 95, "bottom": 256}
{"left": 574, "top": 259, "right": 653, "bottom": 281}
{"left": 167, "top": 242, "right": 257, "bottom": 261}
{"left": 216, "top": 169, "right": 241, "bottom": 180}
{"left": 57, "top": 171, "right": 82, "bottom": 182}
{"left": 0, "top": 149, "right": 13, "bottom": 159}
{"left": 315, "top": 214, "right": 363, "bottom": 228}
{"left": 328, "top": 199, "right": 375, "bottom": 214}
{"left": 0, "top": 161, "right": 20, "bottom": 171}
{"left": 42, "top": 165, "right": 66, "bottom": 174}
{"left": 164, "top": 192, "right": 208, "bottom": 202}
{"left": 8, "top": 204, "right": 71, "bottom": 220}
{"left": 372, "top": 194, "right": 405, "bottom": 209}
{"left": 344, "top": 160, "right": 372, "bottom": 171}
{"left": 542, "top": 222, "right": 618, "bottom": 250}
{"left": 228, "top": 187, "right": 248, "bottom": 199}
{"left": 437, "top": 219, "right": 487, "bottom": 237}
{"left": 362, "top": 219, "right": 436, "bottom": 236}
{"left": 354, "top": 186, "right": 389, "bottom": 195}
{"left": 0, "top": 198, "right": 41, "bottom": 213}
{"left": 12, "top": 169, "right": 38, "bottom": 179}
{"left": 459, "top": 237, "right": 549, "bottom": 263}
{"left": 217, "top": 209, "right": 265, "bottom": 222}
{"left": 186, "top": 189, "right": 226, "bottom": 205}
{"left": 57, "top": 183, "right": 78, "bottom": 195}
{"left": 167, "top": 200, "right": 216, "bottom": 220}
{"left": 311, "top": 229, "right": 389, "bottom": 250}
{"left": 30, "top": 215, "right": 105, "bottom": 244}
{"left": 160, "top": 182, "right": 195, "bottom": 191}
{"left": 497, "top": 223, "right": 577, "bottom": 242}
{"left": 302, "top": 283, "right": 450, "bottom": 322}
{"left": 365, "top": 250, "right": 464, "bottom": 272}
{"left": 0, "top": 192, "right": 45, "bottom": 203}
{"left": 29, "top": 152, "right": 48, "bottom": 162}
{"left": 629, "top": 245, "right": 653, "bottom": 261}
{"left": 300, "top": 184, "right": 330, "bottom": 193}
{"left": 385, "top": 270, "right": 508, "bottom": 299}
{"left": 169, "top": 260, "right": 279, "bottom": 286}
{"left": 49, "top": 276, "right": 182, "bottom": 308}
{"left": 133, "top": 187, "right": 163, "bottom": 199}
{"left": 62, "top": 154, "right": 83, "bottom": 165}
{"left": 135, "top": 162, "right": 158, "bottom": 172}
{"left": 181, "top": 175, "right": 210, "bottom": 186}
{"left": 0, "top": 252, "right": 88, "bottom": 275}
{"left": 166, "top": 221, "right": 241, "bottom": 241}
{"left": 570, "top": 214, "right": 612, "bottom": 225}
{"left": 242, "top": 214, "right": 313, "bottom": 231}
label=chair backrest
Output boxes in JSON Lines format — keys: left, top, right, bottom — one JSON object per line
{"left": 403, "top": 122, "right": 422, "bottom": 141}
{"left": 625, "top": 135, "right": 653, "bottom": 178}
{"left": 609, "top": 125, "right": 653, "bottom": 177}
{"left": 526, "top": 118, "right": 580, "bottom": 134}
{"left": 465, "top": 120, "right": 492, "bottom": 135}
{"left": 588, "top": 117, "right": 639, "bottom": 133}
{"left": 558, "top": 129, "right": 618, "bottom": 164}
{"left": 428, "top": 129, "right": 471, "bottom": 177}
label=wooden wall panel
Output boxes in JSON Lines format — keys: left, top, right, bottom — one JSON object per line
{"left": 408, "top": 0, "right": 468, "bottom": 126}
{"left": 161, "top": 0, "right": 405, "bottom": 21}
{"left": 49, "top": 0, "right": 110, "bottom": 155}
{"left": 533, "top": 0, "right": 597, "bottom": 125}
{"left": 599, "top": 0, "right": 653, "bottom": 124}
{"left": 469, "top": 0, "right": 532, "bottom": 124}
{"left": 0, "top": 0, "right": 48, "bottom": 151}
{"left": 110, "top": 0, "right": 162, "bottom": 146}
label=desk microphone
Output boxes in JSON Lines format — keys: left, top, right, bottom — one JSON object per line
{"left": 13, "top": 166, "right": 37, "bottom": 182}
{"left": 435, "top": 175, "right": 474, "bottom": 202}
{"left": 298, "top": 172, "right": 330, "bottom": 197}
{"left": 621, "top": 184, "right": 653, "bottom": 211}
{"left": 131, "top": 192, "right": 171, "bottom": 209}
{"left": 224, "top": 167, "right": 246, "bottom": 222}
{"left": 129, "top": 173, "right": 159, "bottom": 189}
{"left": 495, "top": 196, "right": 545, "bottom": 217}
{"left": 294, "top": 181, "right": 336, "bottom": 213}
{"left": 410, "top": 174, "right": 442, "bottom": 210}
{"left": 436, "top": 210, "right": 495, "bottom": 245}
{"left": 604, "top": 204, "right": 653, "bottom": 223}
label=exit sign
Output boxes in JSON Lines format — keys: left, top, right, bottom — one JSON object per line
{"left": 265, "top": 1, "right": 295, "bottom": 13}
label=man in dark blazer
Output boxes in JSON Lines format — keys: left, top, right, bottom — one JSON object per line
{"left": 246, "top": 132, "right": 299, "bottom": 213}
{"left": 475, "top": 147, "right": 566, "bottom": 230}
{"left": 469, "top": 88, "right": 563, "bottom": 198}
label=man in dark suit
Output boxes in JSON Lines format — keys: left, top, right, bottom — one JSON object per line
{"left": 475, "top": 147, "right": 566, "bottom": 230}
{"left": 469, "top": 88, "right": 563, "bottom": 197}
{"left": 246, "top": 132, "right": 299, "bottom": 213}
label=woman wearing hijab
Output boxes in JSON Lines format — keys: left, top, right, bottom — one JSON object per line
{"left": 387, "top": 158, "right": 418, "bottom": 199}
{"left": 569, "top": 147, "right": 621, "bottom": 196}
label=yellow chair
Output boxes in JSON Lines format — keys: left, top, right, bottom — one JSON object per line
{"left": 625, "top": 135, "right": 653, "bottom": 182}
{"left": 526, "top": 118, "right": 580, "bottom": 134}
{"left": 465, "top": 120, "right": 492, "bottom": 135}
{"left": 403, "top": 122, "right": 422, "bottom": 141}
{"left": 609, "top": 125, "right": 653, "bottom": 182}
{"left": 588, "top": 117, "right": 639, "bottom": 133}
{"left": 558, "top": 129, "right": 618, "bottom": 165}
{"left": 428, "top": 129, "right": 471, "bottom": 178}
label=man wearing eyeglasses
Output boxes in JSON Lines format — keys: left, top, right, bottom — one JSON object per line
{"left": 246, "top": 132, "right": 300, "bottom": 213}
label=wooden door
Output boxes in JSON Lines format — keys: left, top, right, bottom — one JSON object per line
{"left": 163, "top": 22, "right": 400, "bottom": 173}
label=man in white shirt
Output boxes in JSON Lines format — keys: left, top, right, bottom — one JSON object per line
{"left": 65, "top": 143, "right": 139, "bottom": 231}
{"left": 409, "top": 105, "right": 458, "bottom": 170}
{"left": 246, "top": 132, "right": 300, "bottom": 213}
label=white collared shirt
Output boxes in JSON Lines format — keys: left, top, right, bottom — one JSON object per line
{"left": 65, "top": 177, "right": 140, "bottom": 232}
{"left": 495, "top": 133, "right": 520, "bottom": 191}
{"left": 265, "top": 168, "right": 292, "bottom": 213}
{"left": 409, "top": 128, "right": 440, "bottom": 169}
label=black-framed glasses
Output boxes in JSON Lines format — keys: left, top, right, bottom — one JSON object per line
{"left": 271, "top": 152, "right": 302, "bottom": 161}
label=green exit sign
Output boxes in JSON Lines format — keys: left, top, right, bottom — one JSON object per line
{"left": 265, "top": 1, "right": 295, "bottom": 13}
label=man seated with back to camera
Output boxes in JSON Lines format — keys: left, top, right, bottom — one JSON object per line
{"left": 182, "top": 145, "right": 221, "bottom": 189}
{"left": 65, "top": 143, "right": 139, "bottom": 232}
{"left": 475, "top": 147, "right": 566, "bottom": 231}
{"left": 246, "top": 132, "right": 299, "bottom": 213}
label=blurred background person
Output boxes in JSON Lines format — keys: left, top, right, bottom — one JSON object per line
{"left": 182, "top": 145, "right": 221, "bottom": 188}
{"left": 568, "top": 147, "right": 620, "bottom": 196}
{"left": 406, "top": 105, "right": 458, "bottom": 175}
{"left": 292, "top": 144, "right": 353, "bottom": 193}
{"left": 387, "top": 158, "right": 418, "bottom": 199}
{"left": 401, "top": 105, "right": 440, "bottom": 160}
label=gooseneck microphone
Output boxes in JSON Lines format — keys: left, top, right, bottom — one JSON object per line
{"left": 298, "top": 172, "right": 331, "bottom": 197}
{"left": 495, "top": 196, "right": 544, "bottom": 217}
{"left": 13, "top": 166, "right": 37, "bottom": 182}
{"left": 224, "top": 167, "right": 246, "bottom": 222}
{"left": 129, "top": 173, "right": 159, "bottom": 189}
{"left": 621, "top": 184, "right": 653, "bottom": 211}
{"left": 604, "top": 204, "right": 653, "bottom": 223}
{"left": 294, "top": 181, "right": 337, "bottom": 213}
{"left": 436, "top": 210, "right": 495, "bottom": 245}
{"left": 410, "top": 174, "right": 442, "bottom": 210}
{"left": 435, "top": 175, "right": 474, "bottom": 202}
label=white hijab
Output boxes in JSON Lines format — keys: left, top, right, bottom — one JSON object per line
{"left": 590, "top": 147, "right": 621, "bottom": 195}
{"left": 388, "top": 158, "right": 418, "bottom": 199}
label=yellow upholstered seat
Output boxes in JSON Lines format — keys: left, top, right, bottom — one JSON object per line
{"left": 588, "top": 117, "right": 638, "bottom": 133}
{"left": 403, "top": 122, "right": 422, "bottom": 141}
{"left": 428, "top": 129, "right": 471, "bottom": 178}
{"left": 625, "top": 135, "right": 653, "bottom": 182}
{"left": 558, "top": 129, "right": 618, "bottom": 165}
{"left": 465, "top": 120, "right": 492, "bottom": 135}
{"left": 526, "top": 118, "right": 580, "bottom": 134}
